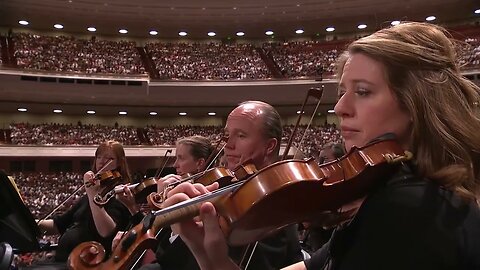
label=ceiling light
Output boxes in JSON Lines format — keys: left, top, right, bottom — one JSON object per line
{"left": 149, "top": 30, "right": 158, "bottom": 35}
{"left": 475, "top": 9, "right": 480, "bottom": 14}
{"left": 54, "top": 24, "right": 64, "bottom": 29}
{"left": 327, "top": 109, "right": 335, "bottom": 113}
{"left": 17, "top": 108, "right": 27, "bottom": 112}
{"left": 208, "top": 32, "right": 216, "bottom": 37}
{"left": 86, "top": 110, "right": 95, "bottom": 114}
{"left": 391, "top": 20, "right": 401, "bottom": 26}
{"left": 236, "top": 31, "right": 245, "bottom": 37}
{"left": 425, "top": 16, "right": 436, "bottom": 21}
{"left": 119, "top": 29, "right": 128, "bottom": 34}
{"left": 87, "top": 27, "right": 96, "bottom": 32}
{"left": 296, "top": 110, "right": 304, "bottom": 114}
{"left": 326, "top": 27, "right": 335, "bottom": 32}
{"left": 119, "top": 111, "right": 127, "bottom": 115}
{"left": 149, "top": 111, "right": 158, "bottom": 116}
{"left": 295, "top": 29, "right": 304, "bottom": 34}
{"left": 265, "top": 30, "right": 274, "bottom": 36}
{"left": 357, "top": 24, "right": 367, "bottom": 29}
{"left": 208, "top": 112, "right": 216, "bottom": 116}
{"left": 179, "top": 112, "right": 187, "bottom": 116}
{"left": 179, "top": 31, "right": 187, "bottom": 36}
{"left": 53, "top": 109, "right": 62, "bottom": 113}
{"left": 18, "top": 20, "right": 29, "bottom": 26}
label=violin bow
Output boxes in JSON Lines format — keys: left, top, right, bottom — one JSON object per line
{"left": 282, "top": 86, "right": 324, "bottom": 160}
{"left": 38, "top": 159, "right": 114, "bottom": 224}
{"left": 154, "top": 149, "right": 173, "bottom": 179}
{"left": 241, "top": 87, "right": 324, "bottom": 269}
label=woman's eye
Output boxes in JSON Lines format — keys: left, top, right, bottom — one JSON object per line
{"left": 356, "top": 88, "right": 370, "bottom": 96}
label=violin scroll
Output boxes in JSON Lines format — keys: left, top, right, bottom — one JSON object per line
{"left": 67, "top": 241, "right": 106, "bottom": 270}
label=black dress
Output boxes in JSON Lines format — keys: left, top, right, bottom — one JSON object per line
{"left": 305, "top": 163, "right": 480, "bottom": 270}
{"left": 53, "top": 195, "right": 130, "bottom": 262}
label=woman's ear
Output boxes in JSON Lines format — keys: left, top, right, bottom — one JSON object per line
{"left": 196, "top": 158, "right": 206, "bottom": 170}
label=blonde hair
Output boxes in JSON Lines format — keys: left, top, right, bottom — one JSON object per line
{"left": 94, "top": 140, "right": 131, "bottom": 184}
{"left": 176, "top": 135, "right": 214, "bottom": 161}
{"left": 337, "top": 22, "right": 480, "bottom": 200}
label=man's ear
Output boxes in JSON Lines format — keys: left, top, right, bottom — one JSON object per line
{"left": 265, "top": 138, "right": 278, "bottom": 156}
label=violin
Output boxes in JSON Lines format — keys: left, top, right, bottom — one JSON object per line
{"left": 68, "top": 135, "right": 411, "bottom": 270}
{"left": 95, "top": 170, "right": 121, "bottom": 183}
{"left": 146, "top": 166, "right": 237, "bottom": 210}
{"left": 90, "top": 170, "right": 124, "bottom": 207}
{"left": 93, "top": 177, "right": 157, "bottom": 206}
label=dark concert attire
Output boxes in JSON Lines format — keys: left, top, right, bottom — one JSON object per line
{"left": 139, "top": 225, "right": 303, "bottom": 270}
{"left": 53, "top": 195, "right": 130, "bottom": 262}
{"left": 305, "top": 163, "right": 480, "bottom": 270}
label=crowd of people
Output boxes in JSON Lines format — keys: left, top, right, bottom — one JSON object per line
{"left": 145, "top": 125, "right": 224, "bottom": 145}
{"left": 263, "top": 41, "right": 341, "bottom": 78}
{"left": 10, "top": 122, "right": 141, "bottom": 145}
{"left": 459, "top": 36, "right": 480, "bottom": 68}
{"left": 10, "top": 172, "right": 84, "bottom": 267}
{"left": 12, "top": 171, "right": 84, "bottom": 219}
{"left": 8, "top": 122, "right": 342, "bottom": 162}
{"left": 146, "top": 42, "right": 271, "bottom": 80}
{"left": 6, "top": 31, "right": 480, "bottom": 80}
{"left": 13, "top": 33, "right": 146, "bottom": 75}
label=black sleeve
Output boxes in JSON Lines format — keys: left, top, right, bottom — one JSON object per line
{"left": 229, "top": 225, "right": 303, "bottom": 270}
{"left": 304, "top": 241, "right": 330, "bottom": 270}
{"left": 130, "top": 211, "right": 145, "bottom": 226}
{"left": 53, "top": 196, "right": 85, "bottom": 234}
{"left": 104, "top": 198, "right": 131, "bottom": 233}
{"left": 334, "top": 181, "right": 463, "bottom": 270}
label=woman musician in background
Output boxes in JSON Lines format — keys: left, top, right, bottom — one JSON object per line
{"left": 37, "top": 140, "right": 131, "bottom": 263}
{"left": 114, "top": 135, "right": 215, "bottom": 270}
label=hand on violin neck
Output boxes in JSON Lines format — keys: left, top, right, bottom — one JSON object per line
{"left": 116, "top": 185, "right": 138, "bottom": 214}
{"left": 84, "top": 171, "right": 99, "bottom": 190}
{"left": 157, "top": 174, "right": 182, "bottom": 193}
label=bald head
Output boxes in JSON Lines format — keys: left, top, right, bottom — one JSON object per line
{"left": 228, "top": 101, "right": 282, "bottom": 155}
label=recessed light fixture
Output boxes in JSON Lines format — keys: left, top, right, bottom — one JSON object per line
{"left": 149, "top": 111, "right": 158, "bottom": 116}
{"left": 327, "top": 109, "right": 335, "bottom": 113}
{"left": 265, "top": 30, "right": 274, "bottom": 36}
{"left": 391, "top": 20, "right": 401, "bottom": 26}
{"left": 87, "top": 27, "right": 96, "bottom": 32}
{"left": 208, "top": 31, "right": 216, "bottom": 37}
{"left": 475, "top": 9, "right": 480, "bottom": 14}
{"left": 179, "top": 31, "right": 187, "bottom": 36}
{"left": 236, "top": 31, "right": 245, "bottom": 37}
{"left": 149, "top": 30, "right": 158, "bottom": 36}
{"left": 357, "top": 24, "right": 367, "bottom": 29}
{"left": 425, "top": 16, "right": 436, "bottom": 21}
{"left": 295, "top": 29, "right": 304, "bottom": 34}
{"left": 18, "top": 20, "right": 29, "bottom": 26}
{"left": 54, "top": 24, "right": 64, "bottom": 29}
{"left": 296, "top": 110, "right": 304, "bottom": 114}
{"left": 119, "top": 111, "right": 127, "bottom": 115}
{"left": 86, "top": 110, "right": 95, "bottom": 114}
{"left": 53, "top": 109, "right": 62, "bottom": 113}
{"left": 326, "top": 27, "right": 335, "bottom": 32}
{"left": 208, "top": 112, "right": 216, "bottom": 116}
{"left": 17, "top": 108, "right": 27, "bottom": 112}
{"left": 119, "top": 29, "right": 128, "bottom": 34}
{"left": 179, "top": 112, "right": 187, "bottom": 116}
